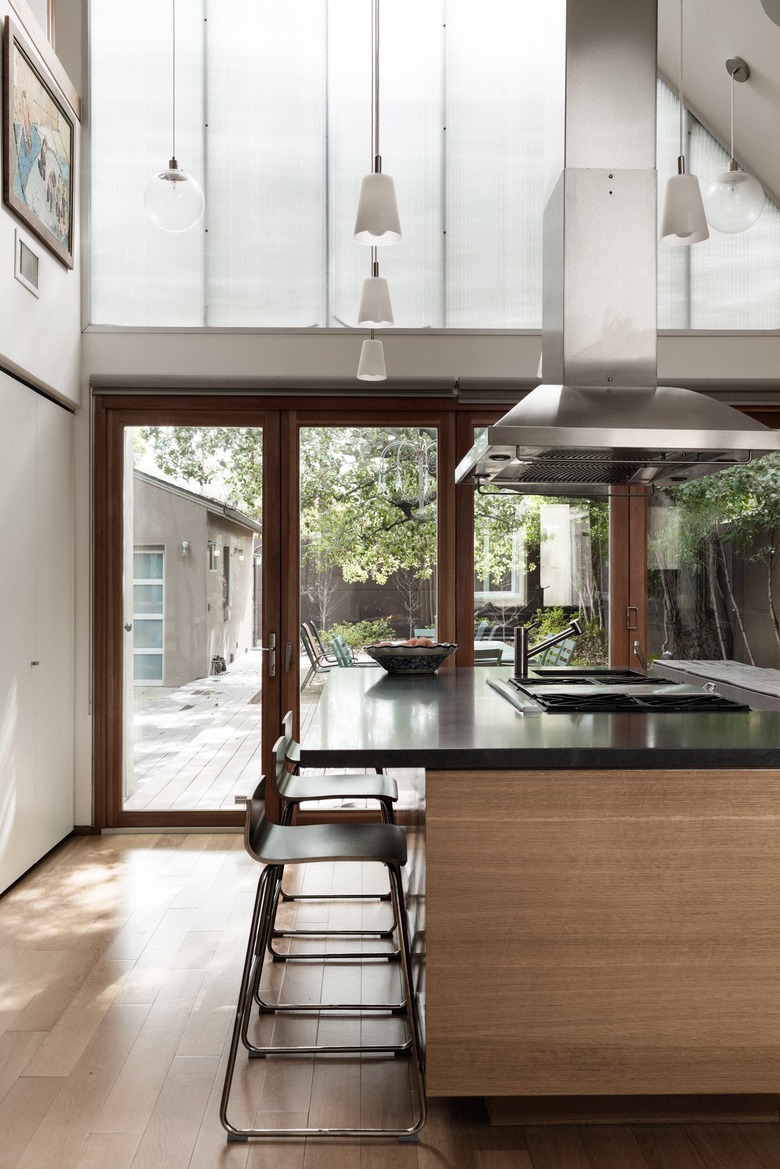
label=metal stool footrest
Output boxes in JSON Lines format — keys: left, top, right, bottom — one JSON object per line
{"left": 220, "top": 800, "right": 426, "bottom": 1141}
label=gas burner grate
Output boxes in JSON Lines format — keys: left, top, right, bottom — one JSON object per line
{"left": 536, "top": 692, "right": 750, "bottom": 713}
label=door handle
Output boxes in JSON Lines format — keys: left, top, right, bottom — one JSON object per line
{"left": 260, "top": 633, "right": 276, "bottom": 677}
{"left": 626, "top": 606, "right": 638, "bottom": 631}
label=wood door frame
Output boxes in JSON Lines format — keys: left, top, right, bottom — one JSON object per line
{"left": 92, "top": 394, "right": 467, "bottom": 828}
{"left": 92, "top": 394, "right": 283, "bottom": 829}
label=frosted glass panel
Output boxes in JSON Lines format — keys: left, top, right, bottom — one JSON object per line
{"left": 89, "top": 9, "right": 780, "bottom": 331}
{"left": 89, "top": 0, "right": 559, "bottom": 329}
{"left": 205, "top": 1, "right": 326, "bottom": 326}
{"left": 90, "top": 0, "right": 206, "bottom": 326}
{"left": 657, "top": 79, "right": 780, "bottom": 330}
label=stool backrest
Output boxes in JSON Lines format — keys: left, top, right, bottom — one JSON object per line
{"left": 270, "top": 733, "right": 292, "bottom": 798}
{"left": 244, "top": 777, "right": 267, "bottom": 861}
{"left": 281, "top": 711, "right": 302, "bottom": 772}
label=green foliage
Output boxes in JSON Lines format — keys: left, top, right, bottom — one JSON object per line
{"left": 569, "top": 617, "right": 608, "bottom": 666}
{"left": 135, "top": 425, "right": 610, "bottom": 653}
{"left": 652, "top": 453, "right": 780, "bottom": 656}
{"left": 527, "top": 606, "right": 570, "bottom": 638}
{"left": 138, "top": 426, "right": 263, "bottom": 515}
{"left": 328, "top": 618, "right": 396, "bottom": 650}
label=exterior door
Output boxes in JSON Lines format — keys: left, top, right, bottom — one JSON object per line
{"left": 93, "top": 398, "right": 284, "bottom": 829}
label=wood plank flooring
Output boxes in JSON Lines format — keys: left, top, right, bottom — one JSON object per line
{"left": 2, "top": 834, "right": 780, "bottom": 1169}
{"left": 126, "top": 649, "right": 327, "bottom": 813}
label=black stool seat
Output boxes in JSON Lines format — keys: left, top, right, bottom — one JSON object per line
{"left": 275, "top": 768, "right": 398, "bottom": 810}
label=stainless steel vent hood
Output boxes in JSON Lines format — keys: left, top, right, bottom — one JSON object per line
{"left": 455, "top": 0, "right": 780, "bottom": 492}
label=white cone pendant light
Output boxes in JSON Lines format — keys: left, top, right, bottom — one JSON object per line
{"left": 704, "top": 58, "right": 764, "bottom": 234}
{"left": 358, "top": 251, "right": 394, "bottom": 327}
{"left": 659, "top": 161, "right": 709, "bottom": 245}
{"left": 354, "top": 173, "right": 401, "bottom": 245}
{"left": 353, "top": 0, "right": 401, "bottom": 245}
{"left": 355, "top": 0, "right": 396, "bottom": 380}
{"left": 659, "top": 0, "right": 708, "bottom": 245}
{"left": 357, "top": 332, "right": 387, "bottom": 381}
{"left": 144, "top": 0, "right": 204, "bottom": 233}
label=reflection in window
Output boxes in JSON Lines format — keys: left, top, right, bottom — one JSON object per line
{"left": 648, "top": 454, "right": 780, "bottom": 667}
{"left": 474, "top": 474, "right": 609, "bottom": 666}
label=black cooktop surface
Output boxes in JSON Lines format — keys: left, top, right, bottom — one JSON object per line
{"left": 508, "top": 673, "right": 751, "bottom": 713}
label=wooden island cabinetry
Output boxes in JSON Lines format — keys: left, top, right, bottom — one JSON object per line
{"left": 426, "top": 767, "right": 780, "bottom": 1100}
{"left": 301, "top": 668, "right": 780, "bottom": 1118}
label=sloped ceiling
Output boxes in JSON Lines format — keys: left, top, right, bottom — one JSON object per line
{"left": 658, "top": 0, "right": 780, "bottom": 205}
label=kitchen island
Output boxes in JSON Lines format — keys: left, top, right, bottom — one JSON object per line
{"left": 300, "top": 666, "right": 780, "bottom": 1118}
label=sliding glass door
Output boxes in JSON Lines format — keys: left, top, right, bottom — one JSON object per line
{"left": 120, "top": 425, "right": 266, "bottom": 814}
{"left": 92, "top": 397, "right": 455, "bottom": 828}
{"left": 93, "top": 400, "right": 284, "bottom": 829}
{"left": 298, "top": 425, "right": 440, "bottom": 718}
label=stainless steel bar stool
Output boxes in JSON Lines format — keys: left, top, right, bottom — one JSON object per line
{"left": 220, "top": 779, "right": 426, "bottom": 1141}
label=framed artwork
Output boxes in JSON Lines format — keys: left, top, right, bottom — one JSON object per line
{"left": 2, "top": 18, "right": 75, "bottom": 268}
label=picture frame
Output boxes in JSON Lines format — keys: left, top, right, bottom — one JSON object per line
{"left": 2, "top": 17, "right": 75, "bottom": 269}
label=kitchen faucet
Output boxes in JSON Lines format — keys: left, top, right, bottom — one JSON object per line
{"left": 513, "top": 618, "right": 582, "bottom": 680}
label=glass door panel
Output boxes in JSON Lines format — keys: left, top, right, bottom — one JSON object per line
{"left": 473, "top": 447, "right": 609, "bottom": 668}
{"left": 122, "top": 425, "right": 264, "bottom": 813}
{"left": 298, "top": 425, "right": 439, "bottom": 714}
{"left": 647, "top": 459, "right": 780, "bottom": 668}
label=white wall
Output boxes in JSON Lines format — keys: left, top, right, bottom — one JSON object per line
{"left": 0, "top": 0, "right": 81, "bottom": 407}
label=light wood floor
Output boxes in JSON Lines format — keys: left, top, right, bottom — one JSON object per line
{"left": 3, "top": 835, "right": 780, "bottom": 1169}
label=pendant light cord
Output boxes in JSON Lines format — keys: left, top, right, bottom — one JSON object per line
{"left": 677, "top": 0, "right": 684, "bottom": 164}
{"left": 372, "top": 0, "right": 381, "bottom": 173}
{"left": 171, "top": 0, "right": 177, "bottom": 161}
{"left": 729, "top": 70, "right": 735, "bottom": 163}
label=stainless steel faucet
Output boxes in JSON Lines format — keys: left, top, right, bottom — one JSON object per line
{"left": 513, "top": 618, "right": 582, "bottom": 679}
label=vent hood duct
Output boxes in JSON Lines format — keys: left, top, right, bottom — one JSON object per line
{"left": 455, "top": 0, "right": 780, "bottom": 493}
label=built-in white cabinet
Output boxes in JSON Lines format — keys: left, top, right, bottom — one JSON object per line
{"left": 0, "top": 372, "right": 74, "bottom": 893}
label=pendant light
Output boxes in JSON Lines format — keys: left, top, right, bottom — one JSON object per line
{"left": 704, "top": 58, "right": 764, "bottom": 234}
{"left": 659, "top": 0, "right": 709, "bottom": 246}
{"left": 357, "top": 330, "right": 387, "bottom": 381}
{"left": 358, "top": 247, "right": 394, "bottom": 326}
{"left": 144, "top": 0, "right": 205, "bottom": 233}
{"left": 353, "top": 0, "right": 401, "bottom": 245}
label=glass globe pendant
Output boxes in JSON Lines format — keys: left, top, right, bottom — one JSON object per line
{"left": 704, "top": 58, "right": 763, "bottom": 235}
{"left": 705, "top": 162, "right": 764, "bottom": 234}
{"left": 145, "top": 0, "right": 204, "bottom": 233}
{"left": 144, "top": 157, "right": 205, "bottom": 234}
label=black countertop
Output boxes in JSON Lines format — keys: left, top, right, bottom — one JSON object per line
{"left": 300, "top": 666, "right": 780, "bottom": 770}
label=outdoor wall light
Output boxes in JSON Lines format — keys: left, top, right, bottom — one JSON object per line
{"left": 180, "top": 540, "right": 190, "bottom": 557}
{"left": 704, "top": 58, "right": 764, "bottom": 234}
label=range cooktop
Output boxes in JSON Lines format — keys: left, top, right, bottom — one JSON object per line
{"left": 494, "top": 669, "right": 751, "bottom": 714}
